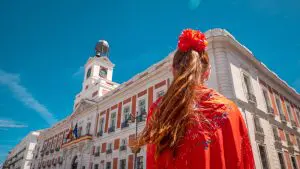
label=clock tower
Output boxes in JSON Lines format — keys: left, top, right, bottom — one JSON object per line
{"left": 74, "top": 40, "right": 119, "bottom": 109}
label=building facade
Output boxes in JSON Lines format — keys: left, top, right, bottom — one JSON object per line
{"left": 3, "top": 131, "right": 41, "bottom": 169}
{"left": 27, "top": 29, "right": 300, "bottom": 169}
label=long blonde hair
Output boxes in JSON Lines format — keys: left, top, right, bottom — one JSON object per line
{"left": 136, "top": 49, "right": 210, "bottom": 157}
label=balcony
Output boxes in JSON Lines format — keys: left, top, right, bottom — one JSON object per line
{"left": 247, "top": 93, "right": 257, "bottom": 105}
{"left": 58, "top": 157, "right": 63, "bottom": 164}
{"left": 61, "top": 134, "right": 92, "bottom": 148}
{"left": 121, "top": 121, "right": 129, "bottom": 129}
{"left": 94, "top": 152, "right": 100, "bottom": 157}
{"left": 279, "top": 114, "right": 287, "bottom": 124}
{"left": 137, "top": 112, "right": 147, "bottom": 123}
{"left": 267, "top": 105, "right": 275, "bottom": 117}
{"left": 52, "top": 159, "right": 57, "bottom": 166}
{"left": 274, "top": 140, "right": 282, "bottom": 150}
{"left": 108, "top": 126, "right": 115, "bottom": 133}
{"left": 291, "top": 120, "right": 297, "bottom": 129}
{"left": 47, "top": 161, "right": 51, "bottom": 167}
{"left": 119, "top": 145, "right": 127, "bottom": 151}
{"left": 106, "top": 149, "right": 112, "bottom": 154}
{"left": 97, "top": 130, "right": 103, "bottom": 137}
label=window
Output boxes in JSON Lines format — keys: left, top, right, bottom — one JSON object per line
{"left": 123, "top": 107, "right": 130, "bottom": 122}
{"left": 272, "top": 127, "right": 279, "bottom": 140}
{"left": 254, "top": 116, "right": 262, "bottom": 133}
{"left": 285, "top": 133, "right": 290, "bottom": 142}
{"left": 243, "top": 74, "right": 253, "bottom": 95}
{"left": 86, "top": 68, "right": 92, "bottom": 79}
{"left": 86, "top": 122, "right": 91, "bottom": 135}
{"left": 258, "top": 145, "right": 269, "bottom": 169}
{"left": 121, "top": 139, "right": 126, "bottom": 146}
{"left": 275, "top": 97, "right": 283, "bottom": 115}
{"left": 110, "top": 113, "right": 116, "bottom": 128}
{"left": 296, "top": 110, "right": 300, "bottom": 124}
{"left": 96, "top": 146, "right": 100, "bottom": 153}
{"left": 291, "top": 156, "right": 298, "bottom": 169}
{"left": 99, "top": 118, "right": 104, "bottom": 132}
{"left": 286, "top": 104, "right": 293, "bottom": 121}
{"left": 120, "top": 159, "right": 126, "bottom": 169}
{"left": 82, "top": 166, "right": 85, "bottom": 169}
{"left": 94, "top": 164, "right": 99, "bottom": 169}
{"left": 108, "top": 143, "right": 113, "bottom": 150}
{"left": 137, "top": 156, "right": 144, "bottom": 169}
{"left": 138, "top": 99, "right": 146, "bottom": 115}
{"left": 278, "top": 152, "right": 286, "bottom": 169}
{"left": 106, "top": 162, "right": 111, "bottom": 169}
{"left": 262, "top": 89, "right": 271, "bottom": 108}
{"left": 156, "top": 90, "right": 165, "bottom": 99}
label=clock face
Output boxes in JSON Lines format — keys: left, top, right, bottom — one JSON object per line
{"left": 99, "top": 67, "right": 107, "bottom": 78}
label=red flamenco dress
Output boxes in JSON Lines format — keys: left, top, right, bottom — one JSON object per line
{"left": 146, "top": 86, "right": 255, "bottom": 169}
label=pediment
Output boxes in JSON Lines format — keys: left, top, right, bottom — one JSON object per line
{"left": 72, "top": 99, "right": 95, "bottom": 116}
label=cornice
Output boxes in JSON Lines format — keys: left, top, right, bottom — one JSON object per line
{"left": 206, "top": 28, "right": 300, "bottom": 103}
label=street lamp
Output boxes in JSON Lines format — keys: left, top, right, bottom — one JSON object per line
{"left": 128, "top": 111, "right": 147, "bottom": 169}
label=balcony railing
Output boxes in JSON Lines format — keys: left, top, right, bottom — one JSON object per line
{"left": 106, "top": 149, "right": 112, "bottom": 154}
{"left": 108, "top": 126, "right": 115, "bottom": 133}
{"left": 94, "top": 152, "right": 100, "bottom": 157}
{"left": 291, "top": 120, "right": 297, "bottom": 129}
{"left": 62, "top": 134, "right": 92, "bottom": 148}
{"left": 280, "top": 114, "right": 287, "bottom": 123}
{"left": 119, "top": 145, "right": 127, "bottom": 151}
{"left": 58, "top": 157, "right": 63, "bottom": 164}
{"left": 137, "top": 112, "right": 147, "bottom": 123}
{"left": 121, "top": 121, "right": 129, "bottom": 129}
{"left": 97, "top": 130, "right": 103, "bottom": 137}
{"left": 247, "top": 93, "right": 257, "bottom": 105}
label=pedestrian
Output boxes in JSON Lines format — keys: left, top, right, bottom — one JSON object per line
{"left": 135, "top": 29, "right": 255, "bottom": 169}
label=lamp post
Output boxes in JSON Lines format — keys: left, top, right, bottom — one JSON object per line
{"left": 129, "top": 111, "right": 147, "bottom": 169}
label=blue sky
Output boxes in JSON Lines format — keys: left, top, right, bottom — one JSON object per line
{"left": 0, "top": 0, "right": 300, "bottom": 164}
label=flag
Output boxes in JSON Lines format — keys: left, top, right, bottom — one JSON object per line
{"left": 73, "top": 123, "right": 78, "bottom": 139}
{"left": 66, "top": 124, "right": 73, "bottom": 140}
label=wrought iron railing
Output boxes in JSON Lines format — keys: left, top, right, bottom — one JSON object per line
{"left": 119, "top": 145, "right": 127, "bottom": 151}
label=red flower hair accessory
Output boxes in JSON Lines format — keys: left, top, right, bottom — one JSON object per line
{"left": 178, "top": 29, "right": 208, "bottom": 52}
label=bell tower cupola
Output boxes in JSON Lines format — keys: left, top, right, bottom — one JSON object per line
{"left": 74, "top": 40, "right": 118, "bottom": 109}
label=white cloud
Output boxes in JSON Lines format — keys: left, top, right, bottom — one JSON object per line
{"left": 72, "top": 66, "right": 84, "bottom": 78}
{"left": 188, "top": 0, "right": 203, "bottom": 10}
{"left": 0, "top": 69, "right": 57, "bottom": 125}
{"left": 0, "top": 119, "right": 28, "bottom": 128}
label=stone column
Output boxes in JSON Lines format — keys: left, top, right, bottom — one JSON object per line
{"left": 212, "top": 42, "right": 234, "bottom": 99}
